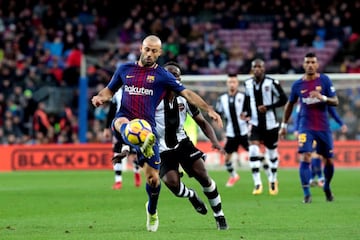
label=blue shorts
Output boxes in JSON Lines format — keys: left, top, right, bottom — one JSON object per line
{"left": 297, "top": 130, "right": 334, "bottom": 158}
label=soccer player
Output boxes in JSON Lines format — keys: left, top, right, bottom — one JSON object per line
{"left": 294, "top": 106, "right": 347, "bottom": 188}
{"left": 243, "top": 58, "right": 287, "bottom": 195}
{"left": 279, "top": 52, "right": 339, "bottom": 203}
{"left": 103, "top": 88, "right": 141, "bottom": 190}
{"left": 91, "top": 35, "right": 223, "bottom": 232}
{"left": 215, "top": 74, "right": 249, "bottom": 187}
{"left": 157, "top": 62, "right": 228, "bottom": 230}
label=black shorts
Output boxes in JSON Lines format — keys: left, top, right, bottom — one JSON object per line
{"left": 249, "top": 126, "right": 279, "bottom": 149}
{"left": 224, "top": 135, "right": 249, "bottom": 153}
{"left": 159, "top": 138, "right": 204, "bottom": 178}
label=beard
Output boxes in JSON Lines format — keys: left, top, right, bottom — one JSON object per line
{"left": 141, "top": 56, "right": 156, "bottom": 67}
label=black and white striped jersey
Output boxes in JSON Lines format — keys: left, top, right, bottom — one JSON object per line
{"left": 244, "top": 76, "right": 287, "bottom": 130}
{"left": 155, "top": 96, "right": 199, "bottom": 152}
{"left": 215, "top": 91, "right": 248, "bottom": 137}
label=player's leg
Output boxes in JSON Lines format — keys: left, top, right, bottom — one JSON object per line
{"left": 128, "top": 149, "right": 141, "bottom": 187}
{"left": 310, "top": 153, "right": 323, "bottom": 187}
{"left": 317, "top": 131, "right": 335, "bottom": 201}
{"left": 143, "top": 163, "right": 160, "bottom": 232}
{"left": 160, "top": 148, "right": 207, "bottom": 215}
{"left": 248, "top": 127, "right": 264, "bottom": 195}
{"left": 112, "top": 141, "right": 123, "bottom": 189}
{"left": 223, "top": 138, "right": 240, "bottom": 187}
{"left": 298, "top": 131, "right": 314, "bottom": 203}
{"left": 188, "top": 158, "right": 228, "bottom": 230}
{"left": 263, "top": 128, "right": 280, "bottom": 195}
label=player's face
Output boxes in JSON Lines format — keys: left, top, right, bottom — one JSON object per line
{"left": 165, "top": 65, "right": 181, "bottom": 81}
{"left": 226, "top": 77, "right": 239, "bottom": 92}
{"left": 252, "top": 62, "right": 265, "bottom": 79}
{"left": 140, "top": 40, "right": 162, "bottom": 67}
{"left": 303, "top": 57, "right": 319, "bottom": 75}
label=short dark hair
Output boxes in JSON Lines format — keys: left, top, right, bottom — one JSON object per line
{"left": 164, "top": 61, "right": 181, "bottom": 70}
{"left": 228, "top": 73, "right": 237, "bottom": 77}
{"left": 305, "top": 52, "right": 316, "bottom": 58}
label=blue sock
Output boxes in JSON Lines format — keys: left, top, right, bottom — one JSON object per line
{"left": 323, "top": 163, "right": 334, "bottom": 191}
{"left": 299, "top": 161, "right": 311, "bottom": 197}
{"left": 311, "top": 157, "right": 322, "bottom": 179}
{"left": 146, "top": 183, "right": 161, "bottom": 215}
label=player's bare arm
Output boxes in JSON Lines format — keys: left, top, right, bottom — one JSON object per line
{"left": 193, "top": 113, "right": 224, "bottom": 152}
{"left": 279, "top": 101, "right": 295, "bottom": 137}
{"left": 180, "top": 89, "right": 223, "bottom": 128}
{"left": 92, "top": 87, "right": 114, "bottom": 107}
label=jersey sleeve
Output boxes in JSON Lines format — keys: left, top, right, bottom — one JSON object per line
{"left": 107, "top": 66, "right": 124, "bottom": 93}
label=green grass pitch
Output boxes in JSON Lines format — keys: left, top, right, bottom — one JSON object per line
{"left": 1, "top": 169, "right": 359, "bottom": 240}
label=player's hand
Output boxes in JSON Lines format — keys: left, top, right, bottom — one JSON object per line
{"left": 208, "top": 110, "right": 223, "bottom": 129}
{"left": 309, "top": 90, "right": 322, "bottom": 100}
{"left": 91, "top": 95, "right": 104, "bottom": 107}
{"left": 240, "top": 112, "right": 248, "bottom": 120}
{"left": 278, "top": 127, "right": 287, "bottom": 139}
{"left": 258, "top": 105, "right": 267, "bottom": 113}
{"left": 212, "top": 142, "right": 225, "bottom": 154}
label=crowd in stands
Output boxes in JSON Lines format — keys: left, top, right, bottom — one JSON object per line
{"left": 0, "top": 0, "right": 360, "bottom": 145}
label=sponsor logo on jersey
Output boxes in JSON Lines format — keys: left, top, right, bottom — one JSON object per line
{"left": 124, "top": 85, "right": 154, "bottom": 96}
{"left": 302, "top": 97, "right": 321, "bottom": 105}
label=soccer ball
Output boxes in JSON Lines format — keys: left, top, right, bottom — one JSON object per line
{"left": 124, "top": 119, "right": 152, "bottom": 145}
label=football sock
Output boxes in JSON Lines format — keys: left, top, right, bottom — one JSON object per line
{"left": 311, "top": 157, "right": 322, "bottom": 179}
{"left": 267, "top": 149, "right": 278, "bottom": 183}
{"left": 203, "top": 179, "right": 223, "bottom": 216}
{"left": 225, "top": 161, "right": 236, "bottom": 177}
{"left": 175, "top": 182, "right": 194, "bottom": 198}
{"left": 300, "top": 161, "right": 311, "bottom": 196}
{"left": 113, "top": 162, "right": 123, "bottom": 182}
{"left": 323, "top": 163, "right": 334, "bottom": 191}
{"left": 146, "top": 183, "right": 161, "bottom": 215}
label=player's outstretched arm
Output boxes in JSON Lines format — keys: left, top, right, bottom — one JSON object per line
{"left": 193, "top": 112, "right": 224, "bottom": 152}
{"left": 180, "top": 89, "right": 223, "bottom": 129}
{"left": 279, "top": 101, "right": 295, "bottom": 138}
{"left": 92, "top": 87, "right": 113, "bottom": 107}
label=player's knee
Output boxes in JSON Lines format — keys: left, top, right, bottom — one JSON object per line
{"left": 267, "top": 149, "right": 278, "bottom": 160}
{"left": 249, "top": 145, "right": 260, "bottom": 157}
{"left": 147, "top": 174, "right": 160, "bottom": 188}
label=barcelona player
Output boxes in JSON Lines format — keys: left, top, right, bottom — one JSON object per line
{"left": 91, "top": 35, "right": 223, "bottom": 231}
{"left": 279, "top": 52, "right": 339, "bottom": 203}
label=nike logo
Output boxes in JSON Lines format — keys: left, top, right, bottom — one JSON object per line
{"left": 300, "top": 89, "right": 307, "bottom": 94}
{"left": 126, "top": 75, "right": 135, "bottom": 78}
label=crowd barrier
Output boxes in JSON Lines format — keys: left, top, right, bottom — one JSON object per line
{"left": 0, "top": 141, "right": 359, "bottom": 172}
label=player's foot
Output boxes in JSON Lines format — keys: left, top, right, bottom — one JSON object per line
{"left": 269, "top": 181, "right": 278, "bottom": 195}
{"left": 317, "top": 179, "right": 324, "bottom": 188}
{"left": 324, "top": 189, "right": 334, "bottom": 202}
{"left": 188, "top": 190, "right": 208, "bottom": 215}
{"left": 252, "top": 184, "right": 263, "bottom": 195}
{"left": 225, "top": 174, "right": 240, "bottom": 187}
{"left": 145, "top": 201, "right": 159, "bottom": 232}
{"left": 112, "top": 181, "right": 122, "bottom": 190}
{"left": 215, "top": 216, "right": 229, "bottom": 230}
{"left": 134, "top": 172, "right": 141, "bottom": 187}
{"left": 303, "top": 195, "right": 312, "bottom": 204}
{"left": 140, "top": 133, "right": 156, "bottom": 158}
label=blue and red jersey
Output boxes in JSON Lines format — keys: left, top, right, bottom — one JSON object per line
{"left": 107, "top": 62, "right": 185, "bottom": 128}
{"left": 289, "top": 74, "right": 336, "bottom": 131}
